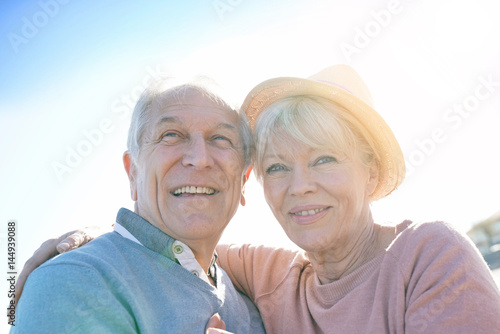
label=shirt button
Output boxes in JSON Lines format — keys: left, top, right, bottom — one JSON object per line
{"left": 173, "top": 245, "right": 183, "bottom": 254}
{"left": 192, "top": 270, "right": 199, "bottom": 277}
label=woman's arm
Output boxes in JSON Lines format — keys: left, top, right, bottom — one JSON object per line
{"left": 216, "top": 243, "right": 304, "bottom": 302}
{"left": 12, "top": 226, "right": 104, "bottom": 307}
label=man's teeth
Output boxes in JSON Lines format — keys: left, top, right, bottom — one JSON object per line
{"left": 293, "top": 208, "right": 326, "bottom": 216}
{"left": 173, "top": 186, "right": 216, "bottom": 195}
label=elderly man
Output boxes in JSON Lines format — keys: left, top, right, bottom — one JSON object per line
{"left": 12, "top": 81, "right": 265, "bottom": 333}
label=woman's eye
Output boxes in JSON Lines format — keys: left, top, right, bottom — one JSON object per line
{"left": 315, "top": 156, "right": 338, "bottom": 165}
{"left": 266, "top": 164, "right": 287, "bottom": 174}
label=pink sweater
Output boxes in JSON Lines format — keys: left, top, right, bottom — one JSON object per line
{"left": 217, "top": 220, "right": 500, "bottom": 333}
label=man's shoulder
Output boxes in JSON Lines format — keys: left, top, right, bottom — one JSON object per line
{"left": 15, "top": 232, "right": 144, "bottom": 333}
{"left": 38, "top": 231, "right": 130, "bottom": 272}
{"left": 23, "top": 231, "right": 149, "bottom": 297}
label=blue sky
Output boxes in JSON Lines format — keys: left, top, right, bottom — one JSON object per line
{"left": 1, "top": 1, "right": 500, "bottom": 324}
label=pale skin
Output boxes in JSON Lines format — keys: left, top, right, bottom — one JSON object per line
{"left": 12, "top": 109, "right": 397, "bottom": 333}
{"left": 261, "top": 133, "right": 397, "bottom": 284}
{"left": 124, "top": 89, "right": 248, "bottom": 273}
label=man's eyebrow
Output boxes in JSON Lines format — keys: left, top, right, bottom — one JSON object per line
{"left": 155, "top": 116, "right": 238, "bottom": 132}
{"left": 216, "top": 122, "right": 237, "bottom": 131}
{"left": 157, "top": 116, "right": 182, "bottom": 126}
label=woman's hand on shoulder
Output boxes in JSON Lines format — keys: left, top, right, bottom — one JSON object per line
{"left": 12, "top": 226, "right": 104, "bottom": 308}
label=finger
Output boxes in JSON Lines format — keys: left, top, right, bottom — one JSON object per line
{"left": 206, "top": 329, "right": 233, "bottom": 334}
{"left": 206, "top": 313, "right": 224, "bottom": 329}
{"left": 56, "top": 231, "right": 88, "bottom": 253}
{"left": 56, "top": 226, "right": 104, "bottom": 253}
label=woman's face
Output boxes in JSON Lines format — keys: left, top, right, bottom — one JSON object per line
{"left": 261, "top": 133, "right": 378, "bottom": 253}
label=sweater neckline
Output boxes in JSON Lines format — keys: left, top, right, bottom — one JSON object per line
{"left": 313, "top": 250, "right": 385, "bottom": 303}
{"left": 312, "top": 220, "right": 413, "bottom": 303}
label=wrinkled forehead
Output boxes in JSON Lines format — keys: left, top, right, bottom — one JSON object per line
{"left": 150, "top": 87, "right": 238, "bottom": 123}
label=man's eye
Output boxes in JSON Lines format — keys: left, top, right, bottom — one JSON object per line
{"left": 161, "top": 132, "right": 181, "bottom": 143}
{"left": 315, "top": 156, "right": 337, "bottom": 165}
{"left": 212, "top": 135, "right": 233, "bottom": 147}
{"left": 214, "top": 135, "right": 229, "bottom": 141}
{"left": 266, "top": 164, "right": 287, "bottom": 174}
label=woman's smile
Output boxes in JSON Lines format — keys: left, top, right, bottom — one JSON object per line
{"left": 289, "top": 205, "right": 332, "bottom": 225}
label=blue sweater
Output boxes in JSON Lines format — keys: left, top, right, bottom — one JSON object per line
{"left": 12, "top": 208, "right": 265, "bottom": 333}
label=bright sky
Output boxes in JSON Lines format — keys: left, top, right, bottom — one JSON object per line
{"left": 1, "top": 0, "right": 499, "bottom": 327}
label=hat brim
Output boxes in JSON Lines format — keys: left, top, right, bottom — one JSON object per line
{"left": 242, "top": 77, "right": 405, "bottom": 200}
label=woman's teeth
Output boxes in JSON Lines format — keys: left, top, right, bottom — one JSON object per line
{"left": 293, "top": 208, "right": 326, "bottom": 216}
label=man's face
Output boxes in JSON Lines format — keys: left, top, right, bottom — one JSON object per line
{"left": 124, "top": 89, "right": 246, "bottom": 246}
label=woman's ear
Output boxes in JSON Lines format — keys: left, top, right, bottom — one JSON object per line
{"left": 123, "top": 151, "right": 138, "bottom": 201}
{"left": 366, "top": 161, "right": 379, "bottom": 197}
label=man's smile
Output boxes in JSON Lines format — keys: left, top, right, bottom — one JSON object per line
{"left": 172, "top": 186, "right": 218, "bottom": 196}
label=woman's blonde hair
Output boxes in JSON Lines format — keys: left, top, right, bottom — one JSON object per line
{"left": 253, "top": 95, "right": 377, "bottom": 180}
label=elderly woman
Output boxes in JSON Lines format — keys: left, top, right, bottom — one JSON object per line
{"left": 213, "top": 65, "right": 500, "bottom": 333}
{"left": 15, "top": 65, "right": 500, "bottom": 333}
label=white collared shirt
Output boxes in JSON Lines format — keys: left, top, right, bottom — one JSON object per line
{"left": 171, "top": 240, "right": 217, "bottom": 285}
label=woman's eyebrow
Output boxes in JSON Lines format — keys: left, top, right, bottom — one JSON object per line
{"left": 263, "top": 153, "right": 286, "bottom": 160}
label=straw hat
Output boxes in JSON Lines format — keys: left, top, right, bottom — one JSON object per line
{"left": 242, "top": 64, "right": 405, "bottom": 200}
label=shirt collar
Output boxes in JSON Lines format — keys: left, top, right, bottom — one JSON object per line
{"left": 116, "top": 207, "right": 175, "bottom": 259}
{"left": 115, "top": 208, "right": 218, "bottom": 286}
{"left": 171, "top": 240, "right": 218, "bottom": 285}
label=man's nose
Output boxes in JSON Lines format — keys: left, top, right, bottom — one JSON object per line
{"left": 182, "top": 136, "right": 215, "bottom": 169}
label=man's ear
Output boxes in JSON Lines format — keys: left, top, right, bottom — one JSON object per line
{"left": 240, "top": 167, "right": 252, "bottom": 206}
{"left": 123, "top": 151, "right": 138, "bottom": 201}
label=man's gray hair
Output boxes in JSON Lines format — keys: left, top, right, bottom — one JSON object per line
{"left": 127, "top": 77, "right": 252, "bottom": 170}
